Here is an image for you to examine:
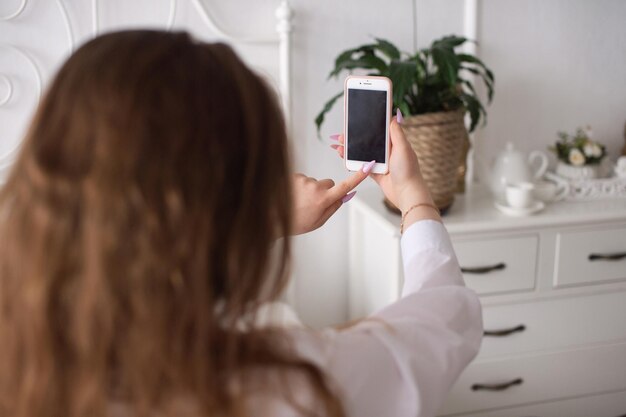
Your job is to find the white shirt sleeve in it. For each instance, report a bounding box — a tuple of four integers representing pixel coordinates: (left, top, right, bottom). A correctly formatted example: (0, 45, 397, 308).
(289, 220, 483, 417)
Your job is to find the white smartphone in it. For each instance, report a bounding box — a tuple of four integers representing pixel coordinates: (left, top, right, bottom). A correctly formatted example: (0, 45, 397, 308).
(343, 75, 392, 174)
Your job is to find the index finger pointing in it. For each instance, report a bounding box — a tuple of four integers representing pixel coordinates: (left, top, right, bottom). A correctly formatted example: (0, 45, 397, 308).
(327, 160, 375, 202)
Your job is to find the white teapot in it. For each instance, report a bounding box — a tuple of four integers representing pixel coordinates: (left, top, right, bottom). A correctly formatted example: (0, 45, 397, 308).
(490, 142, 549, 195)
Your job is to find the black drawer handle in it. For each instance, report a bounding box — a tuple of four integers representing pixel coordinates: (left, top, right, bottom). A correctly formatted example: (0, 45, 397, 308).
(484, 324, 526, 337)
(471, 378, 523, 392)
(589, 252, 626, 261)
(461, 263, 506, 274)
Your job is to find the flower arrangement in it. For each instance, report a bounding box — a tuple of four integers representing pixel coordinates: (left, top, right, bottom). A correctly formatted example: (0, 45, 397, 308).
(551, 126, 606, 166)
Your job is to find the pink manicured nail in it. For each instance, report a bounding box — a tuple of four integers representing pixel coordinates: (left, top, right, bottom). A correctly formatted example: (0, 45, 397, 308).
(341, 191, 357, 203)
(396, 108, 403, 124)
(362, 160, 376, 174)
(330, 144, 340, 150)
(329, 134, 341, 141)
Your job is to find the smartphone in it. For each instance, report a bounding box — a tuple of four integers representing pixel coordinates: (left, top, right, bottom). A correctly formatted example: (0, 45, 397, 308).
(343, 75, 392, 174)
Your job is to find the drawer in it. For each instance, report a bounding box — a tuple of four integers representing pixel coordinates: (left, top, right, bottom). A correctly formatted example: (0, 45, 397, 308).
(452, 236, 538, 296)
(443, 389, 626, 417)
(554, 225, 626, 288)
(478, 290, 626, 358)
(439, 342, 626, 415)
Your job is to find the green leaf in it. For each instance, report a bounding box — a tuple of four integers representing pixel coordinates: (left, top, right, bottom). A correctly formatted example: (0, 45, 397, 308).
(458, 54, 494, 82)
(459, 77, 478, 97)
(433, 35, 467, 49)
(460, 78, 490, 115)
(388, 60, 417, 108)
(413, 52, 427, 83)
(374, 38, 400, 60)
(479, 76, 493, 103)
(460, 66, 494, 102)
(397, 101, 411, 118)
(457, 53, 485, 66)
(333, 49, 356, 71)
(328, 51, 388, 79)
(328, 43, 378, 78)
(460, 93, 486, 132)
(485, 67, 495, 84)
(314, 91, 343, 138)
(431, 47, 459, 86)
(360, 52, 389, 74)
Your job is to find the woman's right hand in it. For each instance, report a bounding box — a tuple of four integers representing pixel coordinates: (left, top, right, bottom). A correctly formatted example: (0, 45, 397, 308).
(331, 110, 438, 216)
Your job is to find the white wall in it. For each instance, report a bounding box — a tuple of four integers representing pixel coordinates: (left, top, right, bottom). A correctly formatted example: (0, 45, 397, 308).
(474, 0, 626, 179)
(1, 0, 625, 327)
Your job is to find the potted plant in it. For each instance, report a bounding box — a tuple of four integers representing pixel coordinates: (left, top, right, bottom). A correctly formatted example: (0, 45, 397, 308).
(551, 126, 610, 180)
(316, 35, 494, 212)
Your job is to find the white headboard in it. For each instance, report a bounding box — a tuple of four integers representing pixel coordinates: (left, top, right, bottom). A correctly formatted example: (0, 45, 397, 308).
(0, 0, 293, 180)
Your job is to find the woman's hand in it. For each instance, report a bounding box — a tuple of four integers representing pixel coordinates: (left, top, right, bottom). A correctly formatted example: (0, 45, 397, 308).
(290, 167, 373, 235)
(330, 110, 440, 225)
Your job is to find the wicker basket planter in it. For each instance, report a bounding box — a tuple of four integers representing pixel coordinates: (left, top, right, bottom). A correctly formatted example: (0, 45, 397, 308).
(398, 109, 468, 213)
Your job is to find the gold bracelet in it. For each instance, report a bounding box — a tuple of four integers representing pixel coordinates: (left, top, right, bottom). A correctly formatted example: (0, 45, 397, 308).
(400, 202, 440, 234)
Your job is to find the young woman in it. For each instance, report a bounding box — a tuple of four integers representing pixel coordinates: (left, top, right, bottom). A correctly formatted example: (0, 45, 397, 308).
(0, 30, 481, 417)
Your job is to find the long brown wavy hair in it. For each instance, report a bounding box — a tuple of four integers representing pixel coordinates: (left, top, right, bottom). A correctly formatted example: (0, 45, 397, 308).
(0, 30, 343, 417)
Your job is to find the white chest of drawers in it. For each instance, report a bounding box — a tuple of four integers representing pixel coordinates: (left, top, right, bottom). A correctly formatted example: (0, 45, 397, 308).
(348, 186, 626, 416)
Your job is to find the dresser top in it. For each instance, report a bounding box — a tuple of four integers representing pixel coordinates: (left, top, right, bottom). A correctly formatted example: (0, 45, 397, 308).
(353, 185, 626, 235)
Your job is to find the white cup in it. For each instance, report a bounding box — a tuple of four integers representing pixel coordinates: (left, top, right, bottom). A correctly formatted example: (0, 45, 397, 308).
(616, 156, 626, 178)
(505, 182, 535, 209)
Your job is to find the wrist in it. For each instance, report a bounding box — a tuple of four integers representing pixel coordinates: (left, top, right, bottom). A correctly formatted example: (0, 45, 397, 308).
(400, 203, 441, 233)
(396, 181, 434, 213)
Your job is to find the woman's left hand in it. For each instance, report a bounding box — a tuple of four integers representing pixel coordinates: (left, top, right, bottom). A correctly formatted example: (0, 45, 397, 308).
(291, 168, 371, 235)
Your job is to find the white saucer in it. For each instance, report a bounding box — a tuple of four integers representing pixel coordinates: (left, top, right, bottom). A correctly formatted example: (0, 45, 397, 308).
(494, 200, 545, 217)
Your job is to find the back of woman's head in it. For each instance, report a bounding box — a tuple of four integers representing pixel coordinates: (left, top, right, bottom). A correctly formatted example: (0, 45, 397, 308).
(0, 30, 341, 417)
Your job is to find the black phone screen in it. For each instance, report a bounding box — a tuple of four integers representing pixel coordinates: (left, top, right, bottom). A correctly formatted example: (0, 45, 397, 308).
(346, 88, 388, 163)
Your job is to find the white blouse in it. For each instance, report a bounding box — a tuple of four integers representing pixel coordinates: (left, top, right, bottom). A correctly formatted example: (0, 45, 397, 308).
(109, 220, 482, 417)
(277, 219, 483, 417)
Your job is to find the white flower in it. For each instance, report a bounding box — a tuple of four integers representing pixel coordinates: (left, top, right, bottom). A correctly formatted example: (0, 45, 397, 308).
(569, 148, 586, 166)
(584, 125, 593, 139)
(591, 143, 602, 158)
(584, 142, 603, 158)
